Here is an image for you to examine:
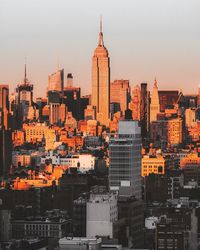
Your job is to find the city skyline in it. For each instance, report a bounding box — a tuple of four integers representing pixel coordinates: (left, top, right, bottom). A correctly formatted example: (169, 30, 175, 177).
(1, 2, 200, 248)
(1, 0, 200, 97)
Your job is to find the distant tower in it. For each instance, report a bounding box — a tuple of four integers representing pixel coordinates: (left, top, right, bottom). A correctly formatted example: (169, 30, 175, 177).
(130, 84, 141, 120)
(17, 64, 33, 105)
(48, 69, 64, 93)
(91, 17, 110, 126)
(16, 64, 34, 126)
(150, 78, 160, 123)
(67, 73, 73, 88)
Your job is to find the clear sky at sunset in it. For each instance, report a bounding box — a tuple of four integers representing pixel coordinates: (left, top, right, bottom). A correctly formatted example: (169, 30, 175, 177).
(0, 0, 200, 97)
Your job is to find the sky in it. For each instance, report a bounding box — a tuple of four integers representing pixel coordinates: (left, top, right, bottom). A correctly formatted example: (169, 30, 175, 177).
(0, 0, 200, 98)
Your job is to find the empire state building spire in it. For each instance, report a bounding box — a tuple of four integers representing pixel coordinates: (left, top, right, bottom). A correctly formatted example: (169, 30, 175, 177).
(98, 16, 104, 47)
(154, 77, 158, 88)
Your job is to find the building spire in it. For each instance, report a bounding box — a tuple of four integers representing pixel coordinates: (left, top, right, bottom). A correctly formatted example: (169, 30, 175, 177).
(98, 16, 104, 46)
(154, 77, 158, 88)
(100, 15, 102, 33)
(23, 58, 30, 85)
(24, 63, 27, 85)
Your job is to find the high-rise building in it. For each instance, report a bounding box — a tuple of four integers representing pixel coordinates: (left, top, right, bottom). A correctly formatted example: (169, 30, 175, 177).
(91, 19, 110, 126)
(63, 74, 89, 121)
(48, 90, 61, 104)
(140, 83, 149, 139)
(0, 129, 12, 177)
(0, 85, 12, 177)
(130, 84, 141, 120)
(110, 79, 130, 115)
(63, 85, 88, 121)
(0, 85, 9, 129)
(60, 103, 67, 123)
(16, 65, 34, 126)
(48, 69, 64, 93)
(17, 65, 33, 106)
(150, 78, 160, 123)
(49, 103, 60, 125)
(109, 120, 142, 199)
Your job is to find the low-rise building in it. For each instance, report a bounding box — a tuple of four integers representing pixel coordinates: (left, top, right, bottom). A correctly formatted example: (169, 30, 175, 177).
(11, 216, 72, 239)
(41, 151, 95, 173)
(59, 237, 102, 250)
(142, 155, 166, 177)
(12, 152, 31, 167)
(23, 123, 56, 150)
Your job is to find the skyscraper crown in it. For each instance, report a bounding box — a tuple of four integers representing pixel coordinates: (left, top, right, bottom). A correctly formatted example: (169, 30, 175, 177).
(94, 18, 108, 57)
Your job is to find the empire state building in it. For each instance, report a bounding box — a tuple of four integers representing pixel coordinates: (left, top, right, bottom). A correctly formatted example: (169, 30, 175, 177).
(91, 19, 110, 126)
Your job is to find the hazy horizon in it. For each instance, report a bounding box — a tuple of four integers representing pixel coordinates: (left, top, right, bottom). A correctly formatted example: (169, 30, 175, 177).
(1, 0, 200, 98)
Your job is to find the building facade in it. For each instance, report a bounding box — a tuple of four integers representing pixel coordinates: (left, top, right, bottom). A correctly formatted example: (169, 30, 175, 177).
(130, 84, 140, 120)
(109, 120, 142, 199)
(142, 155, 165, 177)
(0, 85, 9, 129)
(48, 69, 64, 93)
(86, 192, 118, 238)
(110, 79, 130, 115)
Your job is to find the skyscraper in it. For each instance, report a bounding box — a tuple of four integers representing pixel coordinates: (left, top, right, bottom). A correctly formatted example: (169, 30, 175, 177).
(130, 84, 141, 120)
(109, 120, 142, 200)
(17, 64, 33, 106)
(0, 85, 12, 177)
(0, 85, 9, 129)
(150, 78, 160, 123)
(140, 83, 149, 139)
(63, 74, 88, 121)
(49, 103, 60, 125)
(91, 19, 110, 126)
(16, 64, 33, 126)
(48, 69, 64, 93)
(110, 79, 130, 115)
(0, 129, 12, 177)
